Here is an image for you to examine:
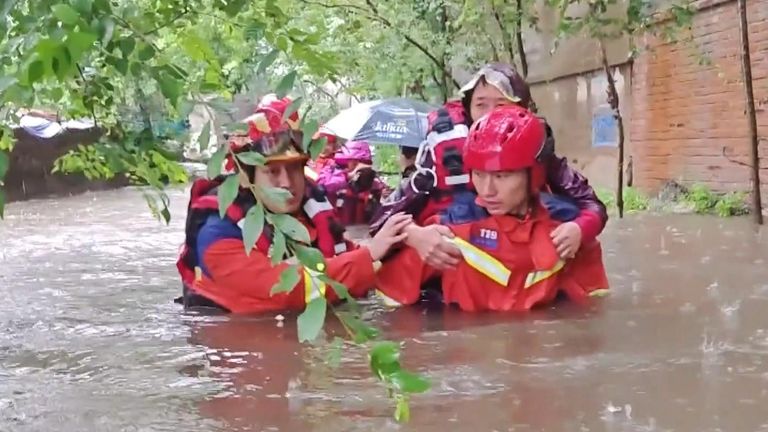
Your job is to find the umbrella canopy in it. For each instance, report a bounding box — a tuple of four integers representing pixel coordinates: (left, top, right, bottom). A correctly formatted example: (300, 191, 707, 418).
(319, 98, 436, 148)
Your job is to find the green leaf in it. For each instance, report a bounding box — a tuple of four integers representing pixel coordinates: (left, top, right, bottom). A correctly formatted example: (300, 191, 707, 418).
(52, 4, 80, 24)
(0, 130, 12, 151)
(207, 145, 227, 179)
(245, 22, 266, 40)
(129, 61, 141, 77)
(160, 205, 171, 224)
(270, 230, 287, 264)
(138, 44, 155, 61)
(0, 150, 8, 180)
(71, 0, 93, 15)
(308, 137, 326, 160)
(275, 35, 289, 51)
(261, 186, 290, 206)
(118, 38, 135, 58)
(66, 30, 97, 61)
(0, 76, 17, 93)
(217, 175, 239, 218)
(301, 119, 319, 150)
(51, 87, 64, 101)
(163, 64, 187, 80)
(270, 264, 300, 294)
(242, 201, 265, 255)
(321, 276, 350, 301)
(181, 32, 215, 62)
(93, 0, 111, 13)
(113, 58, 128, 75)
(157, 74, 183, 105)
(370, 341, 401, 379)
(0, 188, 5, 220)
(236, 151, 266, 166)
(142, 191, 163, 223)
(390, 370, 430, 394)
(198, 121, 211, 152)
(394, 396, 410, 423)
(51, 47, 73, 80)
(336, 312, 379, 343)
(27, 60, 45, 83)
(282, 96, 303, 122)
(295, 244, 326, 272)
(222, 0, 246, 17)
(271, 213, 310, 243)
(297, 297, 327, 342)
(257, 49, 279, 75)
(275, 71, 297, 98)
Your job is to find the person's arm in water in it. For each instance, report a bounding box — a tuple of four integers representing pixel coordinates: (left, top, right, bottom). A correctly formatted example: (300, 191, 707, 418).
(198, 213, 412, 310)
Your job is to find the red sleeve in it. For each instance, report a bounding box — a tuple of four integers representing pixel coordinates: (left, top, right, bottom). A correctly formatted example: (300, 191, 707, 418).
(202, 239, 376, 311)
(376, 246, 440, 305)
(573, 210, 603, 245)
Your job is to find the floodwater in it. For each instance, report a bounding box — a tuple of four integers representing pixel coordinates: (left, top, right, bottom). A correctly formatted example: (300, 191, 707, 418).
(1, 187, 768, 432)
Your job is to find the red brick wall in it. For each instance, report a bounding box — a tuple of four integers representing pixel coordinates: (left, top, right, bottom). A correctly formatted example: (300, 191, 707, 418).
(631, 0, 768, 201)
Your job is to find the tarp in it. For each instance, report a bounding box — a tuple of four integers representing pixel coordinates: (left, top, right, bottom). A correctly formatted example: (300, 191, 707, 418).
(11, 115, 96, 139)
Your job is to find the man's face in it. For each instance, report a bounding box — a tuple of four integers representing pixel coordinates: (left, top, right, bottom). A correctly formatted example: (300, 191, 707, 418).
(253, 160, 306, 213)
(469, 82, 515, 122)
(472, 169, 529, 216)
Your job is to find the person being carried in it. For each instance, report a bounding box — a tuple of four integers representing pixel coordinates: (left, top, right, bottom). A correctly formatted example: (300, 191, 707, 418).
(175, 95, 411, 314)
(305, 130, 340, 179)
(316, 140, 388, 226)
(375, 105, 609, 312)
(382, 145, 419, 205)
(371, 63, 607, 268)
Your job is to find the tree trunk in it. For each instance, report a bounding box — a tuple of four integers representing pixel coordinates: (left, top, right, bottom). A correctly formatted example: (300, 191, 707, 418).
(515, 0, 528, 77)
(439, 1, 451, 103)
(737, 0, 764, 224)
(599, 40, 625, 218)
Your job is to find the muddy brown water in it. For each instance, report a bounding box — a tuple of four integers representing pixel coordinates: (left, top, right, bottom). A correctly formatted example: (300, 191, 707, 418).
(1, 187, 767, 432)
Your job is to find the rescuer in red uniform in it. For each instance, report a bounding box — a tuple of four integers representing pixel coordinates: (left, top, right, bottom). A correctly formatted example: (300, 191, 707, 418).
(375, 105, 609, 312)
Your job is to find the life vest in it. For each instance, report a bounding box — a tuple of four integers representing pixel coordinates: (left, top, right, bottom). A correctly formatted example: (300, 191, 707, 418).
(176, 176, 348, 288)
(411, 107, 477, 224)
(330, 167, 384, 226)
(334, 187, 382, 226)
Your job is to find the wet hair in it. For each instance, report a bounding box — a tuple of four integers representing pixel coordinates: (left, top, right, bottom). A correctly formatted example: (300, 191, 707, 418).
(461, 63, 534, 123)
(400, 146, 418, 159)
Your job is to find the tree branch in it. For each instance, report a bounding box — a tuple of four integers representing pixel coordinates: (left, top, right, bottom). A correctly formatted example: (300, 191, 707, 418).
(363, 0, 460, 90)
(515, 0, 529, 77)
(491, 2, 517, 66)
(297, 0, 371, 14)
(144, 9, 190, 36)
(77, 64, 98, 128)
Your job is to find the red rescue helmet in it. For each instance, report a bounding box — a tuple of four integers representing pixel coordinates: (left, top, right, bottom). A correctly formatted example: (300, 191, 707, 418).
(463, 105, 547, 192)
(230, 94, 307, 165)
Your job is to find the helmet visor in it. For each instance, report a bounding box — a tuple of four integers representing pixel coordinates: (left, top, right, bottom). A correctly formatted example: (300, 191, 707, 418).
(459, 67, 522, 103)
